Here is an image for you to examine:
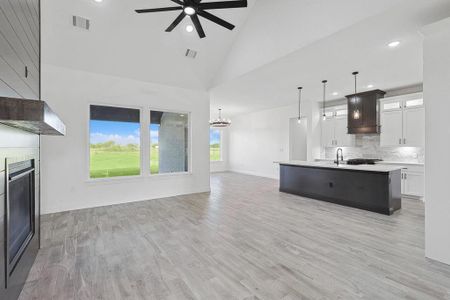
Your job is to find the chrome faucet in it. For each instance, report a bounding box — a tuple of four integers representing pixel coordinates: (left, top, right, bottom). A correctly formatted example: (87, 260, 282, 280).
(336, 148, 344, 166)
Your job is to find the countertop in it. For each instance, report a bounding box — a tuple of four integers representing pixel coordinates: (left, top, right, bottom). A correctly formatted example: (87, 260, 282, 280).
(315, 159, 424, 167)
(276, 160, 403, 173)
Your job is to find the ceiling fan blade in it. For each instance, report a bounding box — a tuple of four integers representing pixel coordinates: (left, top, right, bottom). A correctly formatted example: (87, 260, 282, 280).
(170, 0, 185, 5)
(199, 0, 247, 10)
(198, 10, 235, 30)
(135, 7, 183, 13)
(190, 14, 206, 38)
(166, 12, 186, 32)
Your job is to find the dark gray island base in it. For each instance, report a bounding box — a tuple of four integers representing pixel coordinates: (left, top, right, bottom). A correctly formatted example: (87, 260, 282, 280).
(278, 162, 402, 215)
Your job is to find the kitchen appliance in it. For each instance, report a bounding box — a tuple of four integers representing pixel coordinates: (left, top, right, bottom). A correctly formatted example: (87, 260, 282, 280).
(347, 158, 383, 165)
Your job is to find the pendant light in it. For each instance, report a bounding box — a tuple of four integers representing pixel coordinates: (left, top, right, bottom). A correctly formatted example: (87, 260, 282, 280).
(297, 87, 303, 124)
(322, 80, 328, 121)
(352, 71, 361, 120)
(210, 108, 231, 128)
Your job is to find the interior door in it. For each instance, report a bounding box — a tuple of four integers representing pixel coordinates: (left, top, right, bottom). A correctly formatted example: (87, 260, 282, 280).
(403, 106, 425, 147)
(380, 109, 403, 147)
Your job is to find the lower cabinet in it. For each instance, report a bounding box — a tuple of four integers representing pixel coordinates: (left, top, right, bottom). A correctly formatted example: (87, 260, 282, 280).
(401, 169, 425, 198)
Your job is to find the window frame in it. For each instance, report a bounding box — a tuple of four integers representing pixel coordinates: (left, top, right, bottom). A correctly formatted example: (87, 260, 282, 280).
(149, 108, 192, 177)
(86, 103, 192, 182)
(209, 128, 223, 163)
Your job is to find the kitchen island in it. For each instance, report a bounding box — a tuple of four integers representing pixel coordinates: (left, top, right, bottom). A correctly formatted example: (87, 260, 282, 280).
(277, 161, 402, 215)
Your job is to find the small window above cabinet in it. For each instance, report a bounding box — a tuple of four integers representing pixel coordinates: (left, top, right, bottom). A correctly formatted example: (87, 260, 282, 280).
(380, 93, 424, 147)
(321, 105, 354, 147)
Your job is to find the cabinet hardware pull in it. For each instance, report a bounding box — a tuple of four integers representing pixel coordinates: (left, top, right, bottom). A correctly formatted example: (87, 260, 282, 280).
(403, 138, 406, 144)
(399, 138, 402, 145)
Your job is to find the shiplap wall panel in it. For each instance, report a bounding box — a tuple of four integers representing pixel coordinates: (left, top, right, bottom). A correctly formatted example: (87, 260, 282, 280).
(0, 57, 36, 98)
(0, 171, 4, 196)
(0, 30, 39, 96)
(0, 79, 21, 98)
(19, 0, 39, 41)
(6, 0, 39, 55)
(0, 5, 39, 70)
(0, 0, 39, 99)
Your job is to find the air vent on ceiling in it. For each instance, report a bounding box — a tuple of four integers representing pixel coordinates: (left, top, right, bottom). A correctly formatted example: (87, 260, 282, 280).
(185, 49, 198, 59)
(73, 16, 90, 30)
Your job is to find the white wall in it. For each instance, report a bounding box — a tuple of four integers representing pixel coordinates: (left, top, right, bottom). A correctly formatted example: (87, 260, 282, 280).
(210, 128, 229, 173)
(228, 100, 320, 179)
(423, 17, 450, 265)
(40, 65, 210, 214)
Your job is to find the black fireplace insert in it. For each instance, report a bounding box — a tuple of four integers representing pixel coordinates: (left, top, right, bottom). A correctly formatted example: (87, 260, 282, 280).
(6, 159, 35, 281)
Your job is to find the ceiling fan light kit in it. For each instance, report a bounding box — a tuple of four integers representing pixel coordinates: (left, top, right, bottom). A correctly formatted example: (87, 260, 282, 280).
(135, 0, 248, 39)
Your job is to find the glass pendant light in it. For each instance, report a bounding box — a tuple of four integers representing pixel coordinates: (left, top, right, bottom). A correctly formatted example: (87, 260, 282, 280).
(297, 87, 303, 124)
(352, 72, 361, 120)
(322, 80, 327, 121)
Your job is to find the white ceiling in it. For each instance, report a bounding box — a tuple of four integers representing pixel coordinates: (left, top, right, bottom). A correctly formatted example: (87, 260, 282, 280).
(210, 0, 450, 116)
(41, 0, 256, 90)
(41, 0, 450, 117)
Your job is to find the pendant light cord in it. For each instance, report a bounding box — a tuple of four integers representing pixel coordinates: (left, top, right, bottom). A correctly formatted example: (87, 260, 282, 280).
(353, 71, 359, 94)
(322, 80, 327, 116)
(297, 87, 302, 120)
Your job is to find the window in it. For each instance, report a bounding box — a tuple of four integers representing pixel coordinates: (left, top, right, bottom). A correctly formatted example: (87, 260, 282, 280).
(89, 105, 141, 179)
(150, 110, 189, 174)
(210, 128, 222, 161)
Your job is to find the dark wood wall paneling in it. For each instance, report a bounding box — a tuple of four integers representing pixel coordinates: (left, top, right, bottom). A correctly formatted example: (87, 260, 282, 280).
(0, 0, 41, 299)
(0, 0, 40, 99)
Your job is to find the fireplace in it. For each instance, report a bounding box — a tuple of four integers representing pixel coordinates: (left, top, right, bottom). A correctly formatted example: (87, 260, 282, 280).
(6, 159, 35, 283)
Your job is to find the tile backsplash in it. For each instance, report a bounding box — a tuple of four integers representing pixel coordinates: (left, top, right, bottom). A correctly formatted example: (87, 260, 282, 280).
(321, 135, 424, 163)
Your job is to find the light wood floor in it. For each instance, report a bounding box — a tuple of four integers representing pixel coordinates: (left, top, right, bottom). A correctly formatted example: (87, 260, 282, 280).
(20, 172, 450, 300)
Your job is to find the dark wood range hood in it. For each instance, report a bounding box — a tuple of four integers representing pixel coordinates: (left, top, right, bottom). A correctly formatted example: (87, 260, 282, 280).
(0, 97, 66, 136)
(346, 89, 386, 134)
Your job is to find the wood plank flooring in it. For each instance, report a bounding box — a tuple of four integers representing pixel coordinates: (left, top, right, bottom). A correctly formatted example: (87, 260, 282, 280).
(20, 172, 450, 299)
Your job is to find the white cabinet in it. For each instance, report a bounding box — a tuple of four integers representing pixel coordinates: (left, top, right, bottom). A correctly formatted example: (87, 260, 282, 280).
(400, 165, 425, 199)
(321, 116, 335, 147)
(402, 171, 425, 198)
(321, 106, 354, 147)
(380, 93, 424, 147)
(403, 106, 425, 147)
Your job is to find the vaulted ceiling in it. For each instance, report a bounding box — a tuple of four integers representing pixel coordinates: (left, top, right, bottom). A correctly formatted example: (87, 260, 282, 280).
(42, 0, 450, 115)
(211, 0, 450, 116)
(41, 0, 256, 90)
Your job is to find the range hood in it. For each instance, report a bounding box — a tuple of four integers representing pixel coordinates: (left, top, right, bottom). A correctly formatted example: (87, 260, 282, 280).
(346, 89, 385, 134)
(0, 97, 66, 135)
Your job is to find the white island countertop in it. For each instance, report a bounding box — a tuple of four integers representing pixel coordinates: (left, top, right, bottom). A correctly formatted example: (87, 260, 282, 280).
(276, 160, 403, 173)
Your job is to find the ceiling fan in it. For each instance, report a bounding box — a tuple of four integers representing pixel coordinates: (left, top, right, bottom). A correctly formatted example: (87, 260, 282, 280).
(135, 0, 248, 39)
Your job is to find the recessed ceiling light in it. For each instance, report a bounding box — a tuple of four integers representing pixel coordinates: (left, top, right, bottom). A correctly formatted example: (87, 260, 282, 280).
(186, 25, 194, 33)
(94, 0, 103, 2)
(332, 92, 339, 96)
(184, 6, 196, 15)
(367, 84, 374, 88)
(388, 41, 400, 48)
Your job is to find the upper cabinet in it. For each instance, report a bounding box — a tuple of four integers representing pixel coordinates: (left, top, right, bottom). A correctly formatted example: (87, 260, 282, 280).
(0, 0, 40, 99)
(380, 93, 424, 147)
(321, 105, 355, 147)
